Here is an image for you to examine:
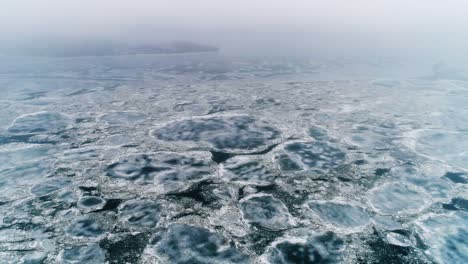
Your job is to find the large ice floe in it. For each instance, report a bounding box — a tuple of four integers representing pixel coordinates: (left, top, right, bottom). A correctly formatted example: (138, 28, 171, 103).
(261, 232, 346, 264)
(275, 141, 346, 176)
(305, 201, 371, 230)
(106, 152, 215, 193)
(7, 112, 70, 134)
(412, 130, 468, 170)
(369, 182, 432, 215)
(239, 193, 296, 231)
(147, 224, 249, 263)
(152, 115, 281, 154)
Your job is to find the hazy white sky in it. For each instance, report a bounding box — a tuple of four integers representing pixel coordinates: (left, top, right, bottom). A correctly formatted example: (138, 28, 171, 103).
(2, 0, 467, 35)
(1, 0, 468, 56)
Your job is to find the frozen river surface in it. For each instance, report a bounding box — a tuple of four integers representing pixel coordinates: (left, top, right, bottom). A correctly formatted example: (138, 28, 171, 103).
(0, 53, 466, 263)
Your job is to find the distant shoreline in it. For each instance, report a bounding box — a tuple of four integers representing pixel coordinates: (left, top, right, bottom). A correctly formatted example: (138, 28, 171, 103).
(0, 50, 219, 59)
(0, 41, 219, 58)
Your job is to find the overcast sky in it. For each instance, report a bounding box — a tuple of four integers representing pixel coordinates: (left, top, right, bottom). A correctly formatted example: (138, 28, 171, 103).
(1, 0, 468, 56)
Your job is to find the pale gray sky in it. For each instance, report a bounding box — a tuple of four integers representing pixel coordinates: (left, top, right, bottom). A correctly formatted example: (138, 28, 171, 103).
(1, 0, 468, 56)
(2, 1, 468, 35)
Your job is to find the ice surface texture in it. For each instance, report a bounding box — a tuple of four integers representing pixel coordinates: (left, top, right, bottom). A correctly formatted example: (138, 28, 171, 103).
(221, 156, 277, 185)
(276, 141, 345, 174)
(99, 111, 146, 125)
(8, 112, 69, 134)
(66, 218, 105, 238)
(58, 244, 105, 264)
(118, 199, 163, 228)
(415, 131, 468, 170)
(149, 224, 249, 264)
(263, 232, 345, 264)
(370, 183, 431, 215)
(152, 115, 281, 153)
(77, 196, 106, 211)
(106, 152, 213, 192)
(31, 178, 71, 197)
(239, 194, 295, 231)
(307, 201, 371, 229)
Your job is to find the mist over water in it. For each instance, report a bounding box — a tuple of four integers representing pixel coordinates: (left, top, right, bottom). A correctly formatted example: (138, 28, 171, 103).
(2, 0, 468, 61)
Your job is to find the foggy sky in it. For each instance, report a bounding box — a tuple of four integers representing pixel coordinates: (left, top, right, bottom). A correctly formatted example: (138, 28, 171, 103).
(1, 0, 468, 57)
